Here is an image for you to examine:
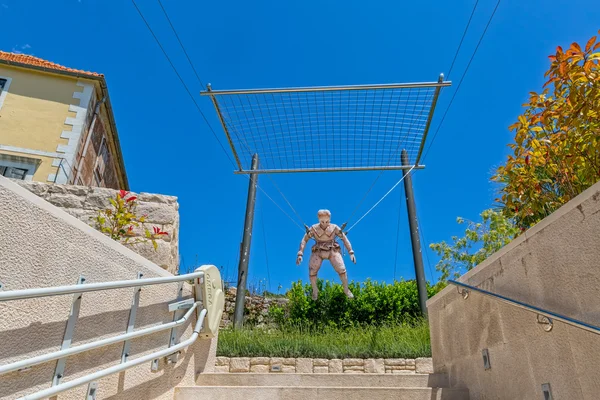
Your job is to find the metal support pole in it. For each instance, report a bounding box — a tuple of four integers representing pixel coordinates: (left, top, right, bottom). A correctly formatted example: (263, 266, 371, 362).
(233, 154, 259, 329)
(401, 150, 428, 317)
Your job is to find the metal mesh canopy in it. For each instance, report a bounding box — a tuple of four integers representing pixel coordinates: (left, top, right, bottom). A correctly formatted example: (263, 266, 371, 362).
(201, 76, 450, 174)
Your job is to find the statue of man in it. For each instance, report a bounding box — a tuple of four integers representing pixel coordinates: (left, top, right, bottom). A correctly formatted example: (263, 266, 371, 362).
(296, 209, 356, 300)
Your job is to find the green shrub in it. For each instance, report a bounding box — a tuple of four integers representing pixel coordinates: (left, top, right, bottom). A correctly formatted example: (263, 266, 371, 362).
(284, 279, 441, 329)
(217, 321, 431, 358)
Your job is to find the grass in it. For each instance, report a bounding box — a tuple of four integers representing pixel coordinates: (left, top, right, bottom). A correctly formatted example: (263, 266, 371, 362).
(217, 321, 431, 359)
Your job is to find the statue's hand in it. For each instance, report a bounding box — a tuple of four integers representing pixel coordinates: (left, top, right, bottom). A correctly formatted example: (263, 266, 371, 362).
(296, 253, 303, 266)
(350, 253, 356, 264)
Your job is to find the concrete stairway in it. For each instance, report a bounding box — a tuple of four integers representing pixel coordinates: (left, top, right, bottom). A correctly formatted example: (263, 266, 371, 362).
(174, 373, 469, 399)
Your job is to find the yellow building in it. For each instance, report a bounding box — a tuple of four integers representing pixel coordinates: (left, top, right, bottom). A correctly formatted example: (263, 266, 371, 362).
(0, 51, 128, 189)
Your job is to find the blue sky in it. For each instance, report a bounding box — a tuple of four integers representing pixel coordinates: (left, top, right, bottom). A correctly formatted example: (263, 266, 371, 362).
(2, 0, 599, 291)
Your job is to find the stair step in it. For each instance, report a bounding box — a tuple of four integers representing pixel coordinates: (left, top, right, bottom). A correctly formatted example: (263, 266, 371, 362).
(175, 386, 469, 400)
(197, 373, 449, 388)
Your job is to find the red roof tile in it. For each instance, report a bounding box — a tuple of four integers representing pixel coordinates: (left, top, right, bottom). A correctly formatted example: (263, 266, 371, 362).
(0, 51, 103, 78)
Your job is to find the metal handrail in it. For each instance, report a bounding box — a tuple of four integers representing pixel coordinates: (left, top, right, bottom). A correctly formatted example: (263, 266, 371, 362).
(0, 268, 216, 400)
(448, 280, 600, 335)
(0, 302, 199, 376)
(0, 271, 204, 301)
(18, 309, 207, 400)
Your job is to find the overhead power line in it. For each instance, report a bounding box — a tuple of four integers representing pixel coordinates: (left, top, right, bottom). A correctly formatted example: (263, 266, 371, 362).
(422, 0, 502, 163)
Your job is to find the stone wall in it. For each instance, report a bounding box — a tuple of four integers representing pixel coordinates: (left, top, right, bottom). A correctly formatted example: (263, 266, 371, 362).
(215, 357, 433, 374)
(222, 287, 288, 328)
(14, 180, 180, 274)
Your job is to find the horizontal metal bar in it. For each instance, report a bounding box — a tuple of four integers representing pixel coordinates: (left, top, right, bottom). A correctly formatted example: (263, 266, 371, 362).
(448, 280, 600, 336)
(233, 165, 425, 174)
(0, 271, 204, 302)
(0, 302, 199, 376)
(202, 81, 452, 96)
(18, 309, 208, 400)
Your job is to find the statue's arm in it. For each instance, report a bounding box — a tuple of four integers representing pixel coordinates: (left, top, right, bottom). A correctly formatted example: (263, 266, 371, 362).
(298, 232, 312, 256)
(335, 226, 354, 254)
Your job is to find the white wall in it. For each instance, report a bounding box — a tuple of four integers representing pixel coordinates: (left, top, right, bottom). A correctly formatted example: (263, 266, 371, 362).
(0, 176, 216, 400)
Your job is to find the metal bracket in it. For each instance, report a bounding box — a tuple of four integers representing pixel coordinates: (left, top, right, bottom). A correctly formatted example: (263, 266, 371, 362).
(537, 314, 554, 332)
(121, 272, 143, 363)
(53, 275, 86, 386)
(86, 381, 98, 400)
(168, 298, 195, 313)
(457, 286, 470, 299)
(150, 358, 159, 372)
(541, 383, 553, 400)
(166, 282, 184, 364)
(482, 348, 491, 370)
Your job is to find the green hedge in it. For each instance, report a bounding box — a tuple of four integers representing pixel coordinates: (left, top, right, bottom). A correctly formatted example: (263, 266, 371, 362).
(269, 279, 444, 329)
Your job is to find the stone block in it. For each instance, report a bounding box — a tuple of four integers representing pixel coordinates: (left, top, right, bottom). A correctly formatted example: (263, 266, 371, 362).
(384, 358, 406, 367)
(296, 358, 313, 373)
(313, 358, 329, 366)
(329, 359, 343, 373)
(364, 358, 385, 373)
(138, 192, 178, 205)
(250, 357, 270, 365)
(416, 357, 433, 373)
(344, 370, 365, 374)
(283, 358, 296, 365)
(250, 365, 270, 373)
(387, 366, 408, 371)
(314, 366, 329, 374)
(282, 366, 296, 373)
(47, 193, 84, 208)
(214, 366, 230, 373)
(406, 359, 416, 367)
(17, 181, 49, 197)
(136, 202, 178, 224)
(229, 357, 250, 372)
(86, 188, 117, 209)
(342, 358, 364, 367)
(392, 369, 416, 374)
(215, 357, 230, 367)
(343, 365, 365, 371)
(131, 240, 173, 270)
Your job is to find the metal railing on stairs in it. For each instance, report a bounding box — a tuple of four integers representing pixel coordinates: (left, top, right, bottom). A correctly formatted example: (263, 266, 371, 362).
(0, 265, 225, 400)
(448, 280, 600, 335)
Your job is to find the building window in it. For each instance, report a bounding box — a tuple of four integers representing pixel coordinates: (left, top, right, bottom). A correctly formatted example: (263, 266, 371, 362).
(0, 165, 28, 180)
(0, 76, 12, 111)
(94, 166, 103, 187)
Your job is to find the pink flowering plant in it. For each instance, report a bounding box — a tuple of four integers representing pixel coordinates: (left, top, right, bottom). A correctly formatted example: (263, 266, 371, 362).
(93, 190, 168, 250)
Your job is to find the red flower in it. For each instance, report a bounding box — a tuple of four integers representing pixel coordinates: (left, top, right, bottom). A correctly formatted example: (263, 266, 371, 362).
(128, 226, 134, 232)
(152, 226, 168, 236)
(119, 189, 128, 199)
(126, 196, 137, 202)
(525, 155, 530, 165)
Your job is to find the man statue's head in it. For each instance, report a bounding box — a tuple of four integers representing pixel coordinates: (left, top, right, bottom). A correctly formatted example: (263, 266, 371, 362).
(317, 209, 331, 228)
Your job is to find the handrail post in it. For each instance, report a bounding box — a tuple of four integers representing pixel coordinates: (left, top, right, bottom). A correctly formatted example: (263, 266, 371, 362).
(53, 275, 85, 386)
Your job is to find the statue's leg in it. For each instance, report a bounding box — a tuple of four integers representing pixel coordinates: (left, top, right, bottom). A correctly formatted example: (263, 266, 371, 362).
(330, 251, 353, 299)
(308, 252, 323, 300)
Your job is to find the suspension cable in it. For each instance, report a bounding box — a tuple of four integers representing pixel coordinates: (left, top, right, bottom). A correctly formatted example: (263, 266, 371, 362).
(346, 166, 415, 233)
(265, 175, 307, 228)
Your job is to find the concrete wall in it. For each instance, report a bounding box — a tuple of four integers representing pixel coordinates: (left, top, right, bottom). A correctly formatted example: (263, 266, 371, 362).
(14, 180, 180, 274)
(427, 180, 600, 400)
(0, 176, 216, 400)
